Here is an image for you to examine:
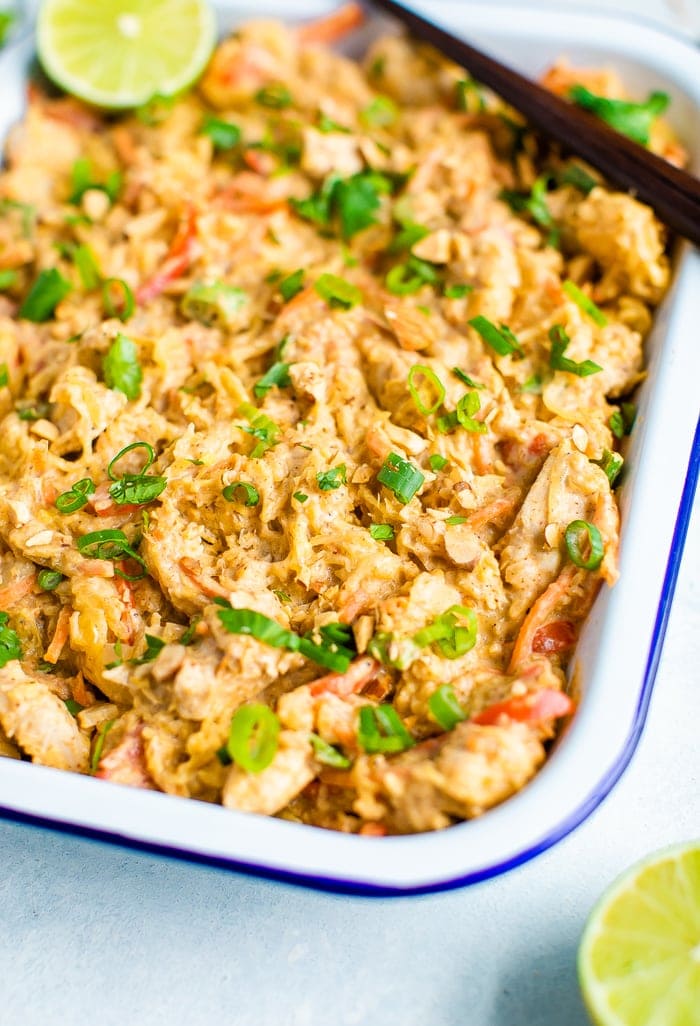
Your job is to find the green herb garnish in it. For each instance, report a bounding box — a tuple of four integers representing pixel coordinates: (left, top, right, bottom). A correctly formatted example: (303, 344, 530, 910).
(562, 280, 607, 326)
(314, 273, 362, 310)
(0, 612, 21, 668)
(19, 269, 72, 322)
(103, 334, 142, 400)
(568, 85, 669, 146)
(317, 464, 347, 491)
(469, 316, 524, 357)
(222, 481, 260, 506)
(254, 361, 292, 399)
(549, 325, 602, 377)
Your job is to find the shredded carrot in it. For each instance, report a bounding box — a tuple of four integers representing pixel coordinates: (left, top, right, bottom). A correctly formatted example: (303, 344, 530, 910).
(71, 671, 95, 708)
(297, 2, 365, 45)
(468, 494, 518, 532)
(0, 573, 36, 608)
(179, 558, 231, 599)
(44, 605, 71, 664)
(136, 204, 197, 303)
(309, 656, 379, 697)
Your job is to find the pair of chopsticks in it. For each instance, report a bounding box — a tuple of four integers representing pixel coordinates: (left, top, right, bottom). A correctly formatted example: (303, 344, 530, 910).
(362, 0, 700, 247)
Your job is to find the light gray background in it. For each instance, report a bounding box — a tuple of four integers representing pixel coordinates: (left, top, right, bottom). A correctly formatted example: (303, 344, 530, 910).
(1, 2, 698, 1024)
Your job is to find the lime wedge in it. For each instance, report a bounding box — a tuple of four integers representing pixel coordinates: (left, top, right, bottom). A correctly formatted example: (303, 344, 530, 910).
(37, 0, 217, 109)
(579, 842, 700, 1026)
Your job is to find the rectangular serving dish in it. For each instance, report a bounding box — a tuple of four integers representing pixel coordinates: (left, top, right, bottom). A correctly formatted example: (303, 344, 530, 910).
(0, 1, 698, 895)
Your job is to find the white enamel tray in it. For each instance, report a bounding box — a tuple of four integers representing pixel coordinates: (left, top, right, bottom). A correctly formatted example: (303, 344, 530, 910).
(0, 1, 698, 894)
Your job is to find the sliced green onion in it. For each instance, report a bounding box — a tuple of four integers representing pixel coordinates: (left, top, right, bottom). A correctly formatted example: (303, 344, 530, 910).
(237, 403, 281, 458)
(469, 316, 524, 357)
(255, 84, 293, 109)
(253, 361, 291, 399)
(564, 520, 605, 570)
(377, 452, 424, 505)
(520, 374, 543, 395)
(549, 324, 602, 377)
(414, 605, 478, 659)
(17, 402, 50, 422)
(55, 477, 95, 514)
(222, 481, 260, 506)
(77, 529, 147, 581)
(227, 704, 280, 773)
(370, 523, 394, 541)
(559, 163, 597, 195)
(279, 269, 305, 303)
(452, 367, 484, 390)
(361, 95, 398, 128)
(90, 719, 115, 773)
(317, 464, 347, 491)
(314, 273, 362, 310)
(73, 244, 101, 291)
(428, 683, 467, 731)
(407, 364, 445, 416)
(200, 114, 241, 150)
(386, 255, 440, 296)
(0, 269, 18, 290)
(102, 278, 135, 322)
(181, 282, 248, 328)
(443, 284, 473, 299)
(19, 268, 72, 322)
(64, 699, 84, 716)
(456, 78, 486, 113)
(568, 85, 669, 146)
(309, 733, 351, 769)
(317, 113, 351, 134)
(609, 402, 636, 439)
(429, 454, 448, 472)
(103, 334, 142, 400)
(388, 221, 429, 254)
(357, 705, 414, 755)
(593, 449, 624, 487)
(445, 516, 468, 526)
(562, 280, 608, 326)
(216, 605, 352, 673)
(0, 612, 22, 668)
(130, 634, 166, 665)
(37, 569, 64, 591)
(70, 158, 121, 205)
(180, 618, 200, 646)
(293, 491, 308, 503)
(500, 175, 556, 238)
(456, 391, 488, 434)
(108, 441, 156, 479)
(0, 363, 8, 388)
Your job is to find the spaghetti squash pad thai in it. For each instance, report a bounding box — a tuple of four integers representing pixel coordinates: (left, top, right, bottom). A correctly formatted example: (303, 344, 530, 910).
(0, 9, 680, 833)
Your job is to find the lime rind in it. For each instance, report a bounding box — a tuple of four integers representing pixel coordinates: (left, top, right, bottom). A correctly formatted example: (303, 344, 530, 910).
(578, 841, 700, 1026)
(37, 0, 217, 109)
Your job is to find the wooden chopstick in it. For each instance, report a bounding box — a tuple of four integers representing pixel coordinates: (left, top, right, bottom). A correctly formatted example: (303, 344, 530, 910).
(367, 0, 700, 247)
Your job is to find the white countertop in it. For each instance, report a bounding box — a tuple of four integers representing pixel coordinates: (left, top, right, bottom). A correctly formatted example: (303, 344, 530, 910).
(0, 3, 698, 1023)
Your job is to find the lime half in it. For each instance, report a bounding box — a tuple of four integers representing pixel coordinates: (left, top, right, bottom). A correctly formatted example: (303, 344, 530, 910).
(579, 842, 700, 1026)
(37, 0, 217, 109)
